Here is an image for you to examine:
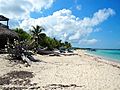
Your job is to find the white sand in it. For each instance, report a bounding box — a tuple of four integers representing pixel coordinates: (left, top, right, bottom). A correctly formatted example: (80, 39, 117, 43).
(0, 50, 120, 90)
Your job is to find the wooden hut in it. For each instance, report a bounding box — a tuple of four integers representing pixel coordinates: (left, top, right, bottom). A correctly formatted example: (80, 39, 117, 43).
(0, 15, 18, 49)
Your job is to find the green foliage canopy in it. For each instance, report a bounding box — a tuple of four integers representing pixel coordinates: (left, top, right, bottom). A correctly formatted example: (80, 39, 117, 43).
(13, 28, 31, 41)
(13, 25, 72, 50)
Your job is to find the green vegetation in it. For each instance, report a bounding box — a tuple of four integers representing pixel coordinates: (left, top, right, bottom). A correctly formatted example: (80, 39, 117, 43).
(13, 28, 31, 41)
(13, 25, 72, 50)
(30, 25, 46, 49)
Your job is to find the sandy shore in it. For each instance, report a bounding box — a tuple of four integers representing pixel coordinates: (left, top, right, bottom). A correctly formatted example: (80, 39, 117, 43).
(0, 50, 120, 90)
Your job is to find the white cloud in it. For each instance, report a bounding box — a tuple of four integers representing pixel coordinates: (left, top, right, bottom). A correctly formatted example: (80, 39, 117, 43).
(80, 8, 115, 27)
(0, 1, 115, 46)
(69, 31, 81, 40)
(79, 39, 98, 45)
(93, 28, 102, 32)
(91, 8, 115, 26)
(19, 8, 115, 45)
(0, 0, 55, 19)
(29, 0, 54, 12)
(76, 5, 82, 10)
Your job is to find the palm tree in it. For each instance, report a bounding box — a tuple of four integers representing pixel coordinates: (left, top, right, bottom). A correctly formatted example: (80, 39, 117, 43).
(31, 25, 45, 38)
(30, 25, 46, 48)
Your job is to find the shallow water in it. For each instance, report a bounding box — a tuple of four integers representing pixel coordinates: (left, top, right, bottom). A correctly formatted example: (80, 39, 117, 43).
(87, 49, 120, 62)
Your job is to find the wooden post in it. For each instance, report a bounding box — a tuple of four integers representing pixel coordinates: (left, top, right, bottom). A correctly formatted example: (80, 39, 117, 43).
(7, 20, 9, 28)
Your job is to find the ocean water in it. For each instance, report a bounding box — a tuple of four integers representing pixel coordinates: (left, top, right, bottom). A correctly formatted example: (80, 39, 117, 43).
(87, 49, 120, 62)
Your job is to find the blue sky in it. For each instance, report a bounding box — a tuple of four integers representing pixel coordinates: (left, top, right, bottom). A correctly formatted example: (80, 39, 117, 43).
(0, 0, 120, 49)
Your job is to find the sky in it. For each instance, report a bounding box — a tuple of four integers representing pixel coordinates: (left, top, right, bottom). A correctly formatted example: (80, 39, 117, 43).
(0, 0, 120, 49)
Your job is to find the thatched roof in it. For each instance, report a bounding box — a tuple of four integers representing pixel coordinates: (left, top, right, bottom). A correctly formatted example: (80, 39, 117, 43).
(0, 15, 9, 21)
(0, 26, 18, 39)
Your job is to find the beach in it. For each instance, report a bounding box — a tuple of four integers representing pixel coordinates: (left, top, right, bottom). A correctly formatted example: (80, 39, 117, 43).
(0, 50, 120, 90)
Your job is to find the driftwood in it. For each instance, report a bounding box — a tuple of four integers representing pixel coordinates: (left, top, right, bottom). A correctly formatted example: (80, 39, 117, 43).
(7, 44, 37, 66)
(37, 49, 54, 55)
(37, 49, 61, 56)
(21, 53, 31, 66)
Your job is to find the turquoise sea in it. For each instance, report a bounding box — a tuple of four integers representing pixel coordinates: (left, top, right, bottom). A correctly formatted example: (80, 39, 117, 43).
(87, 49, 120, 62)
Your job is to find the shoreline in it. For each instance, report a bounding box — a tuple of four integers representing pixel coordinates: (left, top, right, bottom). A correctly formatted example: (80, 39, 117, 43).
(83, 51, 120, 69)
(76, 49, 120, 65)
(85, 52, 120, 64)
(86, 50, 120, 63)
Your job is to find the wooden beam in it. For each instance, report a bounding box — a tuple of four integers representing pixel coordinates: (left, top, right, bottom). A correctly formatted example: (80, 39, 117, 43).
(7, 20, 9, 28)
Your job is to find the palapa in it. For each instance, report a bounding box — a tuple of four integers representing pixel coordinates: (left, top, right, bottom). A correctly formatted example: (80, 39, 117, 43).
(0, 15, 9, 21)
(0, 26, 18, 39)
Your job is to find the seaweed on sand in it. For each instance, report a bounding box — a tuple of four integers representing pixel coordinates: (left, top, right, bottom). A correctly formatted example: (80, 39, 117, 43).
(0, 71, 34, 85)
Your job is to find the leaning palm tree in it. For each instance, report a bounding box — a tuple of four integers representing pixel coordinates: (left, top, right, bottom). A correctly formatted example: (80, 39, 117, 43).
(30, 25, 46, 49)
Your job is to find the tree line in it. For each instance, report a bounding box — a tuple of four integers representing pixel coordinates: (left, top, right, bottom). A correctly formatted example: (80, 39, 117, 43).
(13, 25, 72, 50)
